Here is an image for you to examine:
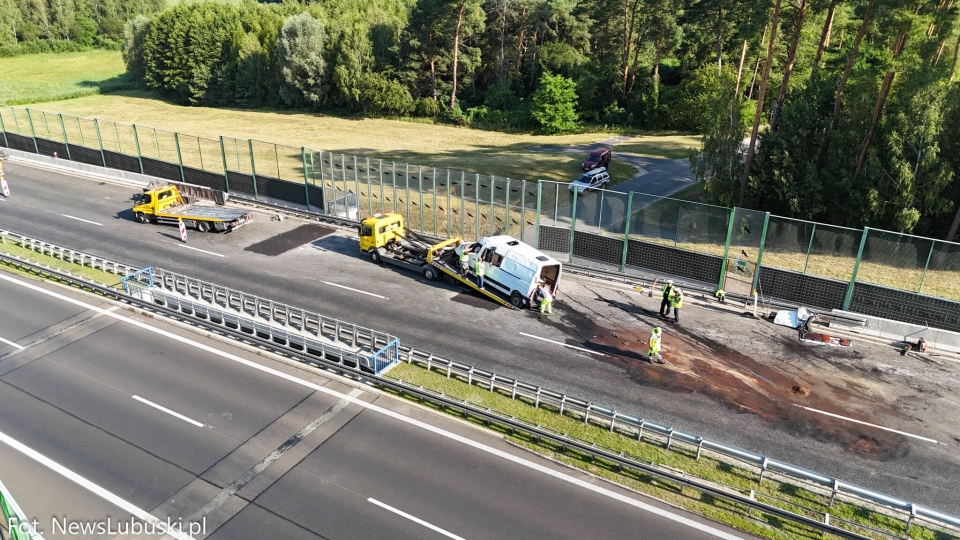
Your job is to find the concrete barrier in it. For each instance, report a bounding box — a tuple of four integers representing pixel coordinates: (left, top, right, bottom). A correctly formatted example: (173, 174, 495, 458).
(830, 309, 960, 355)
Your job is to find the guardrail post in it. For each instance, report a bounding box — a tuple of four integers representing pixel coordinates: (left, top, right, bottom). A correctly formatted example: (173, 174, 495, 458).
(535, 180, 542, 249)
(219, 136, 230, 192)
(569, 188, 578, 263)
(918, 240, 935, 294)
(174, 132, 186, 183)
(25, 108, 40, 153)
(621, 192, 634, 272)
(718, 207, 735, 290)
(133, 124, 143, 174)
(758, 457, 769, 483)
(93, 118, 106, 166)
(751, 212, 770, 295)
(906, 503, 916, 534)
(59, 114, 71, 160)
(301, 147, 311, 209)
(248, 140, 259, 198)
(843, 227, 869, 310)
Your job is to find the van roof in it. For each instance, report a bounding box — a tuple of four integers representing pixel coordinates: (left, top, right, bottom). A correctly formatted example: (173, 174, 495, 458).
(478, 236, 562, 266)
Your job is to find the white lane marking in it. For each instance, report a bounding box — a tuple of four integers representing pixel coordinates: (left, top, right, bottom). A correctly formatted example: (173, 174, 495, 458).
(518, 332, 606, 357)
(176, 244, 226, 258)
(322, 281, 387, 299)
(60, 214, 103, 227)
(793, 405, 937, 444)
(0, 273, 742, 540)
(0, 335, 24, 350)
(132, 395, 205, 428)
(368, 498, 466, 540)
(0, 429, 195, 540)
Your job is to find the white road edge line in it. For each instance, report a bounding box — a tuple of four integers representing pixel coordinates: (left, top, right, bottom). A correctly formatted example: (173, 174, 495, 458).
(0, 272, 742, 540)
(368, 498, 466, 540)
(132, 395, 205, 428)
(59, 214, 103, 227)
(0, 429, 195, 540)
(176, 244, 226, 258)
(518, 332, 606, 357)
(0, 335, 24, 350)
(322, 281, 387, 299)
(793, 405, 937, 444)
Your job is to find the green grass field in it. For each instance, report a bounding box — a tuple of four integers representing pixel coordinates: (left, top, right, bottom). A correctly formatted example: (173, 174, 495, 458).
(614, 133, 701, 159)
(0, 51, 132, 106)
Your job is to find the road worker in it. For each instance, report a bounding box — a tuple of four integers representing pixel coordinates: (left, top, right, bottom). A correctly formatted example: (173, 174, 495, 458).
(475, 256, 486, 290)
(671, 288, 684, 323)
(459, 248, 470, 277)
(648, 327, 663, 363)
(660, 279, 674, 317)
(539, 282, 553, 314)
(715, 288, 726, 303)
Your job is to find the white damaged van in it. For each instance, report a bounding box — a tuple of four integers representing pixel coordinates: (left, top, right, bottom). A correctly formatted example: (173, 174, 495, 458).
(455, 236, 562, 308)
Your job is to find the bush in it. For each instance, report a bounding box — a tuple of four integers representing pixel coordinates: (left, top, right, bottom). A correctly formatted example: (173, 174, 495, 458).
(531, 72, 579, 134)
(360, 72, 415, 116)
(277, 13, 328, 107)
(0, 40, 91, 58)
(415, 97, 440, 117)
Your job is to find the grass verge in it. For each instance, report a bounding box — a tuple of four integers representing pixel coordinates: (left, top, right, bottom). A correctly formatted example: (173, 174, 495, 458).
(0, 51, 132, 106)
(0, 238, 126, 290)
(614, 133, 702, 159)
(385, 361, 957, 540)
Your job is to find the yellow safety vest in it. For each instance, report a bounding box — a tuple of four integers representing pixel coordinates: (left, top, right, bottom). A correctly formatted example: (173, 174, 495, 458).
(460, 251, 469, 263)
(672, 293, 683, 309)
(662, 285, 673, 299)
(475, 260, 485, 276)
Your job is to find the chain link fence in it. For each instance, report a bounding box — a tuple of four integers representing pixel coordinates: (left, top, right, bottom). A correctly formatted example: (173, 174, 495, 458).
(3, 104, 960, 308)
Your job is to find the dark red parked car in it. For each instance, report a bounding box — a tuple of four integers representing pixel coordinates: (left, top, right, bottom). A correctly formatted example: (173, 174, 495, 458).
(582, 148, 612, 170)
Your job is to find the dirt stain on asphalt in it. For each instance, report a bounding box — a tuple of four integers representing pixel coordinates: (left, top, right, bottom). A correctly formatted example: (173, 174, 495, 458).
(552, 299, 911, 460)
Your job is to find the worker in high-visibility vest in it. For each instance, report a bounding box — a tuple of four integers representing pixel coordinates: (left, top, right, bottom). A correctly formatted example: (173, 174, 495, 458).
(671, 289, 684, 323)
(660, 280, 674, 317)
(459, 249, 470, 277)
(539, 283, 553, 314)
(475, 257, 486, 290)
(648, 327, 663, 363)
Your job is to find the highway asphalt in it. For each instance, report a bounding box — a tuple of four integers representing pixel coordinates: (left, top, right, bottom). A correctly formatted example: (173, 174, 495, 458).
(0, 161, 958, 515)
(0, 274, 746, 540)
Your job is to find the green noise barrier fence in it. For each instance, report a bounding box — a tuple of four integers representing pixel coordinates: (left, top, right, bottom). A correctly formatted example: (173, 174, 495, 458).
(1, 104, 957, 332)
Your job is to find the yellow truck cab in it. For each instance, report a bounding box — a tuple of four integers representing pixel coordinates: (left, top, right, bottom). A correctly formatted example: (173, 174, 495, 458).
(133, 185, 252, 232)
(359, 213, 405, 253)
(359, 213, 461, 280)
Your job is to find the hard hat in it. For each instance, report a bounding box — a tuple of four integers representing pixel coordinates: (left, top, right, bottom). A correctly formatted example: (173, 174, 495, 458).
(667, 280, 673, 285)
(652, 327, 661, 333)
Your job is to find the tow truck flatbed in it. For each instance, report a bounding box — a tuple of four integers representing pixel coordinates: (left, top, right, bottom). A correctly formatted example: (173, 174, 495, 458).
(134, 185, 252, 232)
(430, 251, 516, 309)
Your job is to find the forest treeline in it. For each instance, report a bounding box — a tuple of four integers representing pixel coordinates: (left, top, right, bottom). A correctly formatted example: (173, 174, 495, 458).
(0, 0, 958, 238)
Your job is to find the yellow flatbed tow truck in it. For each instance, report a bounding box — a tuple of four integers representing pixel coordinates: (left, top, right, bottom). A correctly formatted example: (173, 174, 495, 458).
(359, 213, 516, 308)
(133, 185, 252, 232)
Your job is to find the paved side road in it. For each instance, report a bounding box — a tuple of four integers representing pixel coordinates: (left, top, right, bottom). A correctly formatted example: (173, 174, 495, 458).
(0, 274, 747, 540)
(2, 162, 959, 516)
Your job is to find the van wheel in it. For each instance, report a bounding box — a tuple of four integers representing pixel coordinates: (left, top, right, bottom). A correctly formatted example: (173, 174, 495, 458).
(510, 291, 525, 308)
(370, 249, 382, 264)
(423, 266, 439, 281)
(135, 212, 147, 224)
(196, 221, 210, 233)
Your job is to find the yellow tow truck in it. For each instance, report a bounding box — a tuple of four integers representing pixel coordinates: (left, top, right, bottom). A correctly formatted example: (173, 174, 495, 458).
(359, 213, 515, 308)
(133, 185, 252, 232)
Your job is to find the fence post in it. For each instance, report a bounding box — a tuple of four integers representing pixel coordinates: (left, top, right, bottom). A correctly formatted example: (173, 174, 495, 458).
(535, 180, 542, 249)
(367, 158, 373, 216)
(569, 188, 579, 263)
(114, 123, 122, 154)
(519, 179, 525, 240)
(621, 192, 634, 273)
(59, 114, 71, 161)
(751, 212, 770, 295)
(475, 173, 481, 240)
(460, 171, 466, 238)
(25, 108, 39, 153)
(392, 162, 397, 213)
(0, 108, 8, 147)
(843, 227, 869, 310)
(248, 139, 259, 198)
(132, 124, 143, 174)
(802, 223, 817, 274)
(301, 147, 311, 209)
(93, 118, 106, 166)
(379, 159, 385, 213)
(355, 156, 361, 209)
(490, 175, 496, 237)
(674, 201, 683, 247)
(218, 136, 230, 192)
(432, 167, 438, 235)
(918, 241, 936, 294)
(446, 169, 452, 238)
(173, 132, 186, 183)
(404, 162, 411, 226)
(718, 207, 736, 290)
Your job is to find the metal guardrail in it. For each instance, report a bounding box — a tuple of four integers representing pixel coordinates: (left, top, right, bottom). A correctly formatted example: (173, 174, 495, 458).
(1, 230, 956, 538)
(0, 251, 920, 540)
(0, 479, 44, 540)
